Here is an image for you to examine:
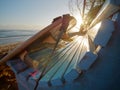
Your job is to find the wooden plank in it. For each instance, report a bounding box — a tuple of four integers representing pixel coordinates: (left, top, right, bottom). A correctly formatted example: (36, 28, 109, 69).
(50, 37, 82, 86)
(75, 35, 89, 65)
(63, 36, 88, 82)
(38, 39, 80, 87)
(62, 37, 83, 82)
(77, 35, 98, 71)
(39, 42, 79, 87)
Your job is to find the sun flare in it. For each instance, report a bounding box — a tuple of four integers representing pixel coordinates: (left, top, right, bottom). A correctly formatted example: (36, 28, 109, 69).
(71, 14, 83, 32)
(94, 22, 102, 30)
(75, 14, 83, 27)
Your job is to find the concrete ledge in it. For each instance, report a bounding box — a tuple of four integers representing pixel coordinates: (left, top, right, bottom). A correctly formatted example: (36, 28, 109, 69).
(50, 78, 63, 86)
(115, 0, 120, 5)
(88, 19, 114, 47)
(64, 68, 81, 83)
(38, 80, 50, 88)
(28, 78, 36, 90)
(77, 52, 98, 71)
(18, 68, 34, 82)
(16, 76, 30, 90)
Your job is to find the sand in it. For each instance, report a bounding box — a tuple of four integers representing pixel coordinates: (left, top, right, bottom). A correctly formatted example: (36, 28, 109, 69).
(0, 42, 22, 57)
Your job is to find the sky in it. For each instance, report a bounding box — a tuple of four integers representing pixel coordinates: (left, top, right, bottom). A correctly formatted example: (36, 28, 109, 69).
(0, 0, 70, 30)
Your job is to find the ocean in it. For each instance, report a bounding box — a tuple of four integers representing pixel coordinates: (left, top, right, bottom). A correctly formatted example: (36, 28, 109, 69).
(0, 30, 39, 45)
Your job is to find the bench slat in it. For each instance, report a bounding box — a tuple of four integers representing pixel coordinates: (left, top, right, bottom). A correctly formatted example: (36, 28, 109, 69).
(50, 37, 82, 86)
(77, 36, 98, 70)
(39, 39, 80, 87)
(63, 36, 87, 82)
(63, 46, 82, 82)
(43, 40, 78, 74)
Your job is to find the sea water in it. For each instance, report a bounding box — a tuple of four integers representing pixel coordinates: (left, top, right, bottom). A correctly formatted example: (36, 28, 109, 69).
(0, 30, 39, 45)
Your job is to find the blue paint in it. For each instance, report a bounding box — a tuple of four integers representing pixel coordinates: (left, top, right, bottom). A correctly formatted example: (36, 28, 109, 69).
(7, 59, 28, 74)
(77, 52, 97, 70)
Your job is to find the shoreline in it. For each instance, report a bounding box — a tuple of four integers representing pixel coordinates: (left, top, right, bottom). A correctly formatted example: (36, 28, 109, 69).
(0, 42, 22, 59)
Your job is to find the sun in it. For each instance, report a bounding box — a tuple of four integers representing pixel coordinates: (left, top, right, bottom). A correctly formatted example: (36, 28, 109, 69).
(74, 14, 83, 28)
(71, 14, 83, 32)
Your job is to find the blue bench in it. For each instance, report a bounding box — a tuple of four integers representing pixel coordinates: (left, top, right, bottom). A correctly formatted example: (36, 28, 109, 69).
(7, 35, 98, 89)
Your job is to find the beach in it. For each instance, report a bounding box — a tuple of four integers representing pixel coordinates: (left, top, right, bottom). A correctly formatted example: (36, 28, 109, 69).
(0, 30, 38, 90)
(0, 30, 39, 58)
(0, 42, 22, 58)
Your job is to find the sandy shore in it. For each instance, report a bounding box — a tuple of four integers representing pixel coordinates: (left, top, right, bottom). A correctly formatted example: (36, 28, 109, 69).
(0, 42, 22, 57)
